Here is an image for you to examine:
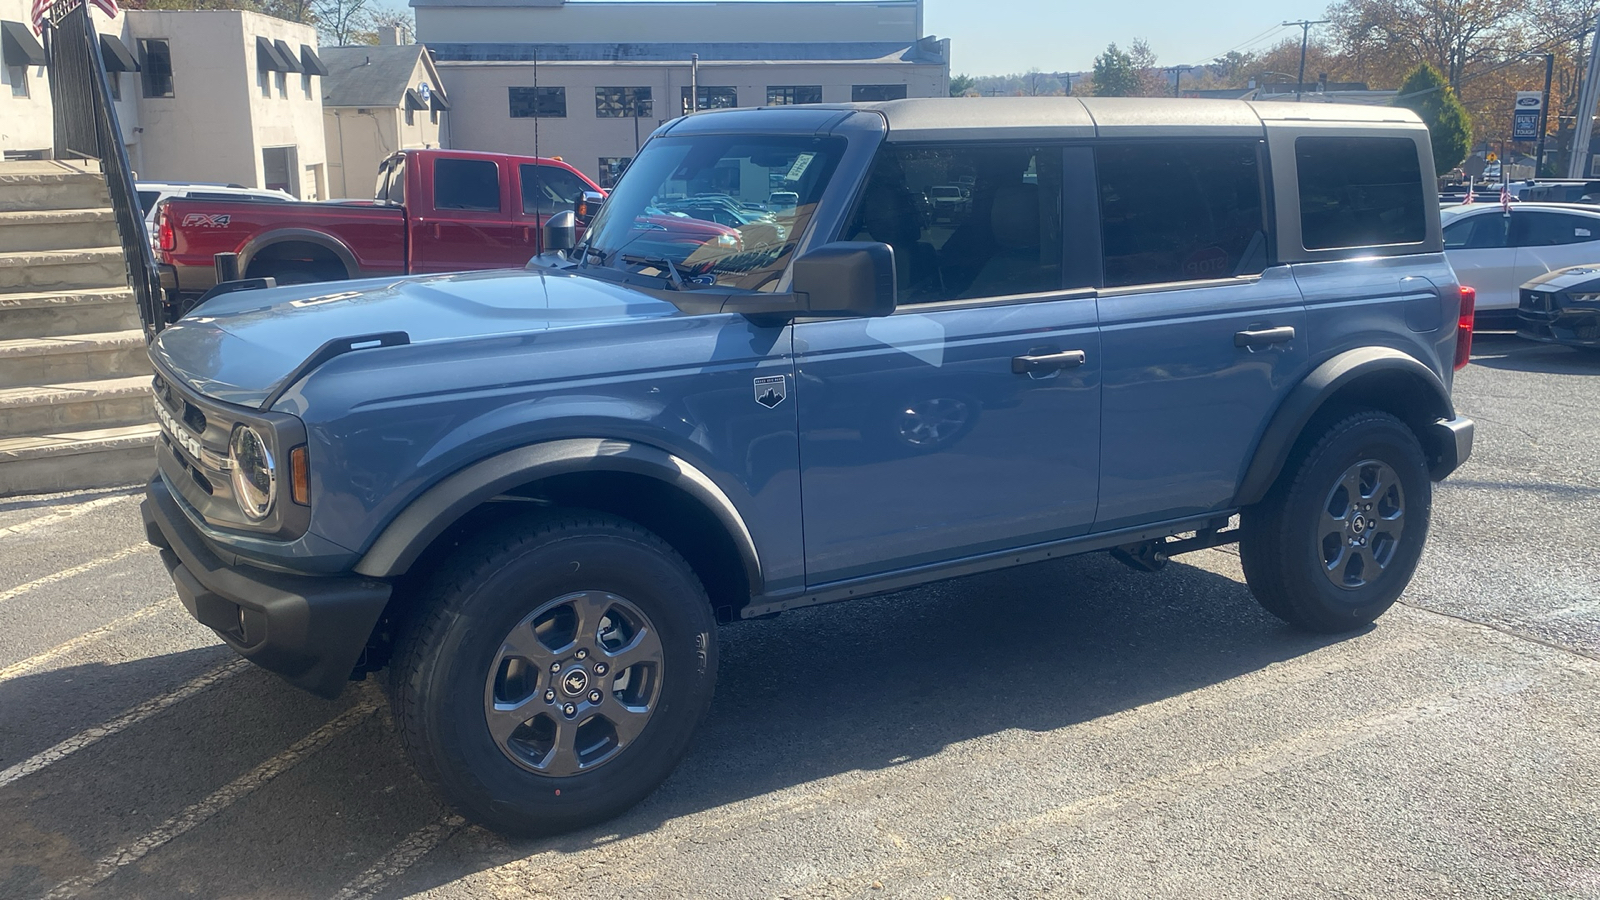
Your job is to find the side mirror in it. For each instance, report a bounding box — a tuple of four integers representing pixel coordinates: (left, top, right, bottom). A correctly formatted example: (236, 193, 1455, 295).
(542, 209, 576, 252)
(577, 190, 606, 223)
(790, 241, 897, 318)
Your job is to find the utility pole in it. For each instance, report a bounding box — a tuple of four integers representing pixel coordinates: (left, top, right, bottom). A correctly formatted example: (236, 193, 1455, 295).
(1536, 53, 1554, 177)
(1568, 16, 1600, 178)
(1170, 65, 1194, 97)
(690, 53, 699, 113)
(1282, 19, 1328, 102)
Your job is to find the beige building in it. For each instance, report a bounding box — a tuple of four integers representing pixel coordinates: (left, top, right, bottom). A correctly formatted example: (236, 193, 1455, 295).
(1, 0, 53, 155)
(415, 0, 949, 186)
(0, 4, 328, 199)
(320, 32, 449, 199)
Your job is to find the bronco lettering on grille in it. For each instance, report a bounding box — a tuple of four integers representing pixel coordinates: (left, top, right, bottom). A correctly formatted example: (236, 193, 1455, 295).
(154, 397, 206, 462)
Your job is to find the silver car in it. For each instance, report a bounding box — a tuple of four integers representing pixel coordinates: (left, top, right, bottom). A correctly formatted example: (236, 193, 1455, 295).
(1442, 202, 1600, 325)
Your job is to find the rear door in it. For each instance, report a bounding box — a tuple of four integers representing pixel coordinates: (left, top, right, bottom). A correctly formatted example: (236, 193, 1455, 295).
(1092, 138, 1307, 530)
(409, 155, 534, 273)
(1443, 210, 1517, 310)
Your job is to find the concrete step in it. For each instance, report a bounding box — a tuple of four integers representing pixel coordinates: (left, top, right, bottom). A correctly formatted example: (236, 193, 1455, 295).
(0, 422, 157, 496)
(0, 207, 123, 253)
(0, 375, 154, 437)
(0, 329, 150, 389)
(0, 247, 129, 293)
(0, 161, 110, 213)
(0, 286, 144, 339)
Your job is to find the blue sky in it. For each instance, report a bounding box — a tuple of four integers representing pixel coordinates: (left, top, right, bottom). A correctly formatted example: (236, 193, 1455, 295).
(923, 0, 1332, 76)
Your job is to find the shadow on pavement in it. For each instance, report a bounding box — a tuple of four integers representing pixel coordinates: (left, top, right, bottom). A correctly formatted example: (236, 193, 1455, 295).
(0, 551, 1353, 899)
(0, 485, 142, 516)
(1468, 332, 1600, 375)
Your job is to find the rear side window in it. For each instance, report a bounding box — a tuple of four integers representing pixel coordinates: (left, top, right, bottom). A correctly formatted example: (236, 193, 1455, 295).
(1096, 140, 1267, 288)
(137, 191, 160, 215)
(1296, 137, 1425, 250)
(434, 158, 500, 211)
(1514, 212, 1600, 246)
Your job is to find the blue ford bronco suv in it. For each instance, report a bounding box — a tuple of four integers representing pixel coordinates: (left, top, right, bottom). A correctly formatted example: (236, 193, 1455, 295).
(142, 98, 1475, 835)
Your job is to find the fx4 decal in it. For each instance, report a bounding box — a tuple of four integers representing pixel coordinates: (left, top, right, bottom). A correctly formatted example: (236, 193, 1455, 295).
(181, 213, 232, 227)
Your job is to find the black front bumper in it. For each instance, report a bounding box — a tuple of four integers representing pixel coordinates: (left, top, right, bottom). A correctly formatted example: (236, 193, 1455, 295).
(142, 475, 392, 699)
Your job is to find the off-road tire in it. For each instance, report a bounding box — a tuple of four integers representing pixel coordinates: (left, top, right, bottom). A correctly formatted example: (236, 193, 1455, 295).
(1239, 410, 1431, 633)
(388, 511, 718, 836)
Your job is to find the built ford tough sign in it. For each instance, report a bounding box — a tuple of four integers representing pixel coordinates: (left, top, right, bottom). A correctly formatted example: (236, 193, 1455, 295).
(141, 98, 1475, 836)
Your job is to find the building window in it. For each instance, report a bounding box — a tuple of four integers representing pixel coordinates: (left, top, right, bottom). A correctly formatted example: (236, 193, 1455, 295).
(851, 84, 908, 102)
(681, 85, 736, 115)
(767, 85, 821, 105)
(597, 157, 632, 189)
(302, 72, 312, 98)
(1296, 136, 1425, 250)
(405, 107, 414, 126)
(8, 65, 26, 98)
(1096, 141, 1267, 287)
(275, 70, 286, 97)
(140, 38, 173, 98)
(595, 86, 651, 118)
(509, 86, 565, 118)
(107, 71, 120, 101)
(430, 109, 439, 124)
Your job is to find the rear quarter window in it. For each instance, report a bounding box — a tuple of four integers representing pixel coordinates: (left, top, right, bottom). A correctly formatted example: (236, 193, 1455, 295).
(1296, 136, 1426, 251)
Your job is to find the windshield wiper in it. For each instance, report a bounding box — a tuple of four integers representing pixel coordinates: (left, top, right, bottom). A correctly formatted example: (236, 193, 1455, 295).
(620, 253, 689, 290)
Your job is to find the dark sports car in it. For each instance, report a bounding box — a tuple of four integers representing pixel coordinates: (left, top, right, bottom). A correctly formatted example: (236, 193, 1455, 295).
(1517, 265, 1600, 348)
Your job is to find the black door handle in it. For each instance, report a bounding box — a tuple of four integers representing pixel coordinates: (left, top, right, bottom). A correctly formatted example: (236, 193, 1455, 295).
(1012, 349, 1087, 374)
(1234, 326, 1296, 348)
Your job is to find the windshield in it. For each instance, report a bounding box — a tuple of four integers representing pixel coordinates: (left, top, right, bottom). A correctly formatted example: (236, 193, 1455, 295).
(578, 134, 845, 291)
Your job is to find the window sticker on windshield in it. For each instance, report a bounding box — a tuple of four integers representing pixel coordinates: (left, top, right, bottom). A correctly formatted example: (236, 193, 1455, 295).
(784, 153, 815, 182)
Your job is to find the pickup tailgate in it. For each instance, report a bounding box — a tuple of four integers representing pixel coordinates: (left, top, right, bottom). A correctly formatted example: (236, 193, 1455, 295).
(160, 198, 407, 294)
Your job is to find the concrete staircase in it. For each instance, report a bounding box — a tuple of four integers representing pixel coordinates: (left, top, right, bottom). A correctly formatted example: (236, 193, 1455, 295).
(0, 160, 156, 496)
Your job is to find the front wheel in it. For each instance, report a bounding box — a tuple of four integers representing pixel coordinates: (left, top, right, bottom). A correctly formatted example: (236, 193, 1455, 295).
(1239, 410, 1431, 633)
(389, 512, 718, 836)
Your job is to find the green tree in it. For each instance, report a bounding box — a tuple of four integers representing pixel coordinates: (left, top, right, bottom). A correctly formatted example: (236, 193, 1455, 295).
(1393, 63, 1472, 173)
(1093, 43, 1139, 97)
(949, 73, 977, 97)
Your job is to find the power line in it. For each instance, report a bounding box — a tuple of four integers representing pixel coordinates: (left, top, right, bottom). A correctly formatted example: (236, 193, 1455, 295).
(1283, 19, 1330, 101)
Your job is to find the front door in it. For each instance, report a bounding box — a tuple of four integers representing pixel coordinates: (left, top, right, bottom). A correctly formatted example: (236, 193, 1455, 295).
(410, 156, 533, 273)
(1090, 139, 1308, 530)
(794, 143, 1102, 585)
(1443, 211, 1518, 310)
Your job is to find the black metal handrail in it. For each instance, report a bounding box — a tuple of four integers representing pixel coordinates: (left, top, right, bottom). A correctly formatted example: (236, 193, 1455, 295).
(44, 0, 165, 340)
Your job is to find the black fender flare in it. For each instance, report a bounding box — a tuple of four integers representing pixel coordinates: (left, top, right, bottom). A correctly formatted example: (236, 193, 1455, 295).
(1234, 347, 1456, 507)
(353, 438, 764, 595)
(239, 228, 359, 279)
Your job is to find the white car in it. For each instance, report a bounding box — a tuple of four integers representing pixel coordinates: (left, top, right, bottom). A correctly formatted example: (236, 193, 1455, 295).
(136, 181, 294, 227)
(1442, 203, 1600, 325)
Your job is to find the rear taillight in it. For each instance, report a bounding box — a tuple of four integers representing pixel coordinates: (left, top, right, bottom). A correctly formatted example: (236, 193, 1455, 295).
(1454, 285, 1475, 371)
(157, 205, 175, 252)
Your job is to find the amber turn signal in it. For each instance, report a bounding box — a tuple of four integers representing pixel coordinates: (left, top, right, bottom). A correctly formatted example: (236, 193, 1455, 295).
(289, 445, 310, 506)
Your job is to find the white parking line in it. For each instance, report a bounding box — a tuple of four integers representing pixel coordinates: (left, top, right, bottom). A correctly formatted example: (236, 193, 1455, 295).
(0, 599, 179, 682)
(43, 700, 380, 899)
(331, 815, 468, 900)
(0, 659, 248, 790)
(0, 494, 137, 539)
(0, 545, 150, 607)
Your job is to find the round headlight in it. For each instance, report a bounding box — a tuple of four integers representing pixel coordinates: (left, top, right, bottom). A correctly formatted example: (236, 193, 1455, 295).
(229, 425, 276, 521)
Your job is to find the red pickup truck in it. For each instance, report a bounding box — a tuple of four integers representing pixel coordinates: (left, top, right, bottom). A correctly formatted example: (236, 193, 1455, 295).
(156, 149, 605, 301)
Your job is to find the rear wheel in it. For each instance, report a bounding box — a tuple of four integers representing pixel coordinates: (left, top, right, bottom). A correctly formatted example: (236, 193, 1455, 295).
(389, 511, 717, 836)
(1240, 411, 1431, 632)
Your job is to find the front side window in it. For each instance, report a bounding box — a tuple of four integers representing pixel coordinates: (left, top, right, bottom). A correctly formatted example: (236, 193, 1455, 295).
(595, 86, 651, 118)
(852, 84, 908, 102)
(768, 85, 822, 105)
(579, 135, 844, 291)
(1514, 212, 1600, 246)
(433, 158, 498, 211)
(521, 164, 591, 215)
(846, 144, 1064, 303)
(1443, 214, 1508, 250)
(1097, 140, 1267, 287)
(681, 85, 737, 116)
(509, 86, 565, 118)
(1297, 136, 1425, 250)
(140, 39, 173, 97)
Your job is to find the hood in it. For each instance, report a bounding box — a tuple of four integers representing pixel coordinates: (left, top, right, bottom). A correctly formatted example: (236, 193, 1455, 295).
(1523, 265, 1600, 293)
(152, 268, 680, 408)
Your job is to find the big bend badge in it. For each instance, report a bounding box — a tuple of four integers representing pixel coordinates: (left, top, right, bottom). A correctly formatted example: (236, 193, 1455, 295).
(753, 375, 786, 409)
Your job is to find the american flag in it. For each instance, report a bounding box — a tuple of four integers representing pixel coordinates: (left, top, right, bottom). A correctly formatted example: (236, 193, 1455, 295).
(1500, 182, 1512, 215)
(1463, 183, 1475, 204)
(30, 0, 120, 33)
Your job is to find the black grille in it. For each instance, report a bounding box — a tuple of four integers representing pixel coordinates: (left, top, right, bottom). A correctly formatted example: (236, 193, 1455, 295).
(182, 401, 207, 435)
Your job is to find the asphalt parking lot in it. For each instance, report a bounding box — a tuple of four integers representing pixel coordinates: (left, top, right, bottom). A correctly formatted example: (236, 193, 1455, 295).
(1, 332, 1597, 900)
